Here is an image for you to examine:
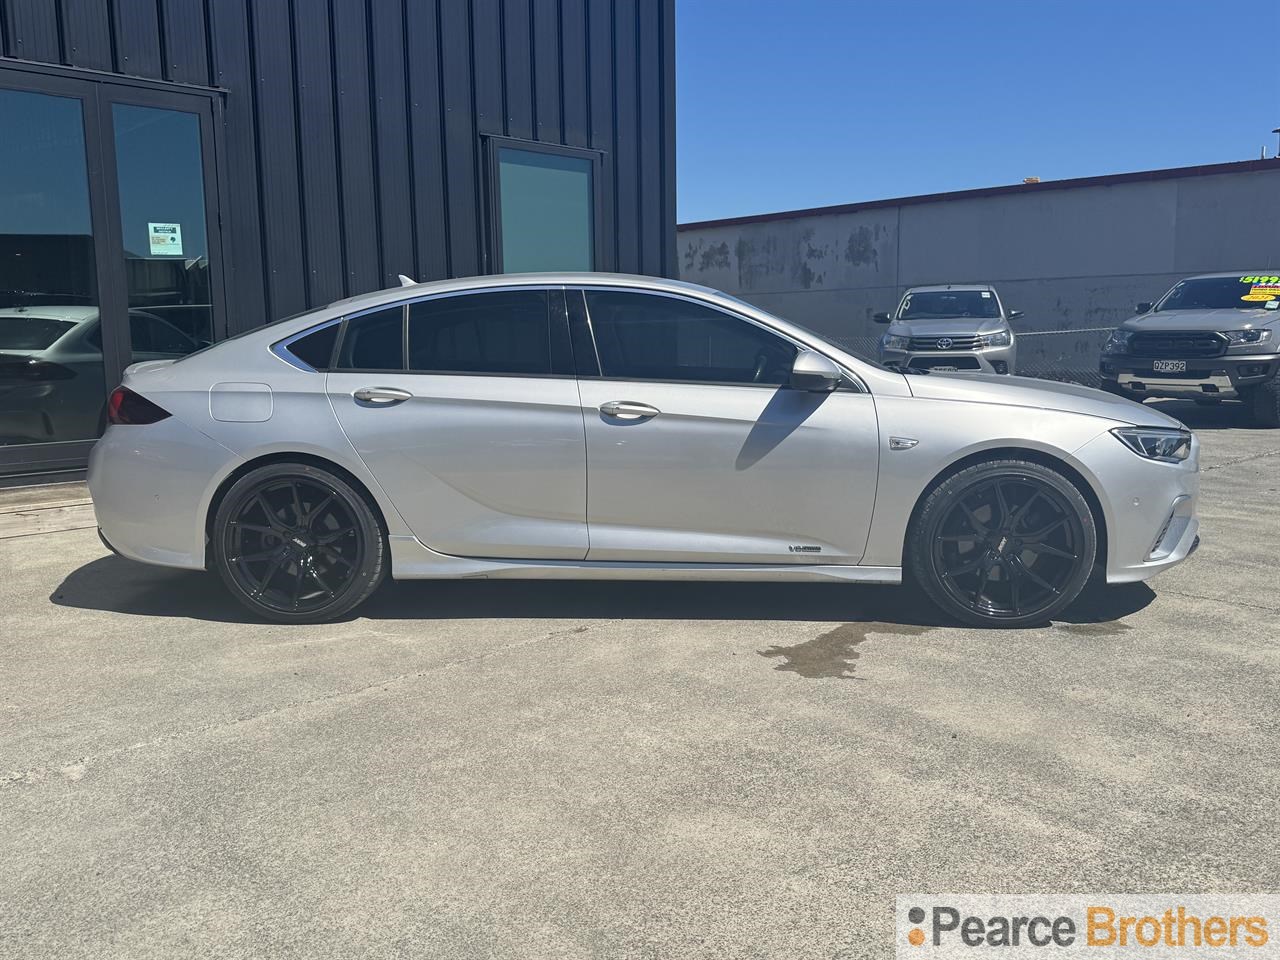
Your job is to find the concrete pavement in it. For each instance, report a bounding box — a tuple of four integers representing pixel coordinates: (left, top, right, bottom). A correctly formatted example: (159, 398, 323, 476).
(3, 400, 1278, 959)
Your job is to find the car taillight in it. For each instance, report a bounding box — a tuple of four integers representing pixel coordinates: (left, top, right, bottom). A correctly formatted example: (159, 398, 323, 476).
(106, 386, 171, 425)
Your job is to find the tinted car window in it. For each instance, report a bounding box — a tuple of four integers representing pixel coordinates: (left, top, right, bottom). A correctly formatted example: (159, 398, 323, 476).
(289, 324, 340, 370)
(130, 312, 196, 355)
(584, 290, 797, 385)
(336, 306, 404, 371)
(408, 291, 551, 375)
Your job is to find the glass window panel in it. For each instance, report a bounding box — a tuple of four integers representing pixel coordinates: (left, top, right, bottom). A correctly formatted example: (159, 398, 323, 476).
(288, 324, 340, 370)
(498, 148, 593, 273)
(112, 104, 212, 353)
(585, 291, 798, 386)
(0, 88, 105, 446)
(335, 307, 404, 371)
(408, 291, 551, 375)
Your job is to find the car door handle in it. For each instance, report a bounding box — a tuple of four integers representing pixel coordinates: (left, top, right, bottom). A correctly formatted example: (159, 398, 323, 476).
(353, 386, 413, 405)
(599, 400, 660, 421)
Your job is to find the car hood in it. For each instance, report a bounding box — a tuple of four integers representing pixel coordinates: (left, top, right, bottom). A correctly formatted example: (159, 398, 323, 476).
(904, 372, 1182, 427)
(889, 318, 1008, 336)
(1120, 307, 1279, 332)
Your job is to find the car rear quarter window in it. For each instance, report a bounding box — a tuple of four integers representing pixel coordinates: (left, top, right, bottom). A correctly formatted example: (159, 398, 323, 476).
(335, 306, 405, 371)
(407, 291, 552, 376)
(288, 323, 340, 370)
(583, 290, 797, 386)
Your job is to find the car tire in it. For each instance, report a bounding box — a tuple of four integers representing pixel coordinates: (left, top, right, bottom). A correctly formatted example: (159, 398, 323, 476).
(907, 459, 1097, 628)
(1250, 379, 1280, 428)
(212, 462, 386, 623)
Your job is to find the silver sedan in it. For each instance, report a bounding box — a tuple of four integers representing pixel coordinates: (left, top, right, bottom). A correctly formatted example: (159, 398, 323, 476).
(88, 273, 1200, 626)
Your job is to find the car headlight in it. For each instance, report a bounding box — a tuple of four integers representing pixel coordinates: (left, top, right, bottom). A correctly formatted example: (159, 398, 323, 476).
(1223, 328, 1272, 344)
(976, 329, 1011, 348)
(1110, 426, 1192, 463)
(1102, 329, 1132, 355)
(881, 334, 910, 351)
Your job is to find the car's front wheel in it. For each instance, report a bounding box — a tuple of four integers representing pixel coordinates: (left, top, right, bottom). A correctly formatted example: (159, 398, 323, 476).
(212, 462, 386, 623)
(907, 459, 1097, 627)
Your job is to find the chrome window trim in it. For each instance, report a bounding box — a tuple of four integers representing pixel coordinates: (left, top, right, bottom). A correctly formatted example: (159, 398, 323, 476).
(271, 284, 563, 374)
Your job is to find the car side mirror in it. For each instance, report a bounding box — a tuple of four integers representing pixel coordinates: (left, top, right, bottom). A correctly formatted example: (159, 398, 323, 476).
(790, 350, 842, 392)
(871, 311, 892, 324)
(1006, 309, 1024, 322)
(1136, 302, 1153, 314)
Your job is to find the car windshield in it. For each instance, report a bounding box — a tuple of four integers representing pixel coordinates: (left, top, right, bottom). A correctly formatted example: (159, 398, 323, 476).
(1156, 275, 1280, 311)
(899, 290, 1000, 320)
(0, 314, 76, 350)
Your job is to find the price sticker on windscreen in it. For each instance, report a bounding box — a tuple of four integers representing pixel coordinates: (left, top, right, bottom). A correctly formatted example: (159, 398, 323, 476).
(148, 222, 184, 257)
(1240, 275, 1280, 302)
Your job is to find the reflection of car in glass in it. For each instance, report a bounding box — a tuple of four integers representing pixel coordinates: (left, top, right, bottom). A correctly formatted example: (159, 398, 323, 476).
(874, 284, 1022, 374)
(0, 305, 203, 444)
(1099, 272, 1280, 426)
(91, 273, 1199, 629)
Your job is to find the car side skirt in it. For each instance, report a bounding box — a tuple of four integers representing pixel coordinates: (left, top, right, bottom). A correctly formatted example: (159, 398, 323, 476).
(388, 536, 902, 583)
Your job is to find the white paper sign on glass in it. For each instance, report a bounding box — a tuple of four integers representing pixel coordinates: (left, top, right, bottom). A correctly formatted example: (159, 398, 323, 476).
(148, 221, 183, 256)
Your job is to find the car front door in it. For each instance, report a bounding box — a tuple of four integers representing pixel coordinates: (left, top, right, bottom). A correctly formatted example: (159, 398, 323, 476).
(326, 288, 588, 560)
(572, 288, 880, 564)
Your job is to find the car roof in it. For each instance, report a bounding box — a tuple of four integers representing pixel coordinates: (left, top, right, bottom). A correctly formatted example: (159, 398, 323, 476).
(0, 305, 99, 321)
(322, 272, 730, 315)
(1179, 271, 1279, 280)
(900, 284, 996, 294)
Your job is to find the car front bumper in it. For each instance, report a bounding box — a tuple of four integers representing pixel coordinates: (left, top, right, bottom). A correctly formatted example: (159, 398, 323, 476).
(1072, 428, 1201, 583)
(880, 342, 1016, 374)
(1099, 353, 1279, 400)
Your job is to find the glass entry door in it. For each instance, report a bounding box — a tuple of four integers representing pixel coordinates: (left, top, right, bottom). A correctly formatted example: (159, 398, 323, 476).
(0, 67, 223, 475)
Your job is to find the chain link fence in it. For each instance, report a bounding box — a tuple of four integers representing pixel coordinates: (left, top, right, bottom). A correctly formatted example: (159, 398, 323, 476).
(825, 328, 1113, 387)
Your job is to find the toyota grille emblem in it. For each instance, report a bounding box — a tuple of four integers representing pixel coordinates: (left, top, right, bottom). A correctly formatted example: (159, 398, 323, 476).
(936, 337, 953, 349)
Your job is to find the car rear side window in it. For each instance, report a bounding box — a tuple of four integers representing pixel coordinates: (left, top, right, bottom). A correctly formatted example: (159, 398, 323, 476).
(288, 323, 340, 370)
(335, 306, 404, 371)
(407, 291, 551, 375)
(583, 290, 797, 385)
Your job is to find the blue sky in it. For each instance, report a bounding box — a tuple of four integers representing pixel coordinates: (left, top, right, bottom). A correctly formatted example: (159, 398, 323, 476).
(676, 0, 1280, 223)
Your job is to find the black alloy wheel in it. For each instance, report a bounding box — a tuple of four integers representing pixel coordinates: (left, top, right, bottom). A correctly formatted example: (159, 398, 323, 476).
(909, 459, 1097, 627)
(212, 463, 386, 623)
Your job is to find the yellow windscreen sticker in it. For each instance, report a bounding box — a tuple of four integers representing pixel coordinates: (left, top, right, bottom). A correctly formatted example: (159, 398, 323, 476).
(1241, 277, 1280, 302)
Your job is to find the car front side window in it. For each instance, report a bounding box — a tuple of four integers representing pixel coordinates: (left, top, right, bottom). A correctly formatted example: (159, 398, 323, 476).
(582, 289, 798, 386)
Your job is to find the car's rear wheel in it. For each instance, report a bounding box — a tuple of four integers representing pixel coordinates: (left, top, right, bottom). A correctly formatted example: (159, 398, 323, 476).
(212, 462, 386, 623)
(907, 459, 1097, 627)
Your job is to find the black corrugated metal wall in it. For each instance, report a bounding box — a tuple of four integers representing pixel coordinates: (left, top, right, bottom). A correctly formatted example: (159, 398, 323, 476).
(0, 0, 676, 333)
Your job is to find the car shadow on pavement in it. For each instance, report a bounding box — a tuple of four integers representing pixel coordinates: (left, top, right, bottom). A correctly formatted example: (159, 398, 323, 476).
(50, 554, 1156, 628)
(1146, 399, 1258, 430)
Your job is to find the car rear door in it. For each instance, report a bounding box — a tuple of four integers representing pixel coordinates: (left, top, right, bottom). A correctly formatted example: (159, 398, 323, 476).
(325, 287, 588, 560)
(571, 287, 880, 564)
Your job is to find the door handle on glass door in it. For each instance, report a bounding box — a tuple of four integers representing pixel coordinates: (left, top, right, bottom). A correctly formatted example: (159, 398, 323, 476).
(599, 400, 660, 421)
(353, 386, 413, 405)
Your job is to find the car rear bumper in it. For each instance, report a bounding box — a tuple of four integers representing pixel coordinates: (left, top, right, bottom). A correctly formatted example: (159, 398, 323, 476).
(1099, 354, 1278, 400)
(88, 418, 241, 570)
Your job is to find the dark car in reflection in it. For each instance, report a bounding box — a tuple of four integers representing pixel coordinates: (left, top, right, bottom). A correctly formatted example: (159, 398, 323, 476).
(0, 305, 206, 444)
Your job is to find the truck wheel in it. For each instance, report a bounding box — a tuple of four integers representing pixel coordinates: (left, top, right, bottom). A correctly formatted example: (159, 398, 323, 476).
(1251, 380, 1280, 428)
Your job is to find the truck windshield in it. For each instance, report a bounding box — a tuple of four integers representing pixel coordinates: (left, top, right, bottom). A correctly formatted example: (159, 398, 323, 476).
(1157, 275, 1280, 310)
(899, 291, 1000, 320)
